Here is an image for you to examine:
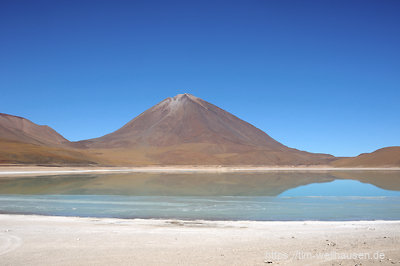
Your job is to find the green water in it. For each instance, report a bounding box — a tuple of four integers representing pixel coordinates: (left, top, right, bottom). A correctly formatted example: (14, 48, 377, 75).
(0, 171, 399, 220)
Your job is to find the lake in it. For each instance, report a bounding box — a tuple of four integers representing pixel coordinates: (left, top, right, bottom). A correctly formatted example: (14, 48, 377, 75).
(0, 171, 399, 221)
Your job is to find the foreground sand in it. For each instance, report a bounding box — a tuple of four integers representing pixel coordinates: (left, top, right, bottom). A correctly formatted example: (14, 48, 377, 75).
(0, 215, 399, 265)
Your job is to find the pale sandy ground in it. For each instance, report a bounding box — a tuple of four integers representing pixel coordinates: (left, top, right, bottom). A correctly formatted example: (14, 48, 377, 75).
(1, 165, 400, 177)
(0, 215, 399, 266)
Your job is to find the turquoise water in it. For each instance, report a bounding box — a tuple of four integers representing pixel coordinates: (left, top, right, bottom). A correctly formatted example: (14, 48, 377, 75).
(0, 171, 399, 221)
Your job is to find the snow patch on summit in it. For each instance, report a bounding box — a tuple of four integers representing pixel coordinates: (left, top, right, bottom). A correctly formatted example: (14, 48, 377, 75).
(152, 93, 208, 114)
(167, 94, 186, 112)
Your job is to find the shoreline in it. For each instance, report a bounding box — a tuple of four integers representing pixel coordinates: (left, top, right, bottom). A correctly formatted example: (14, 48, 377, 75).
(2, 212, 400, 222)
(3, 213, 400, 223)
(1, 165, 400, 177)
(0, 214, 399, 265)
(0, 212, 400, 222)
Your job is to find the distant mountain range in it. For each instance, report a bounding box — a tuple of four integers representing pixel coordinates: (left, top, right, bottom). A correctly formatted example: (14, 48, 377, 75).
(0, 94, 399, 167)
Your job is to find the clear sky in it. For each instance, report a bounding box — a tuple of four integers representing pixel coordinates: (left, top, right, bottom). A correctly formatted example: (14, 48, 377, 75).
(1, 0, 399, 157)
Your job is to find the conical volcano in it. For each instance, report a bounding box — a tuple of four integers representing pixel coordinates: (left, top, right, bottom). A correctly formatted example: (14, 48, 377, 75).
(79, 94, 334, 165)
(82, 93, 284, 149)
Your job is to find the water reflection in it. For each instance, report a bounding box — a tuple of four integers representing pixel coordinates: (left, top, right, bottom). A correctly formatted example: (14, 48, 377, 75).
(0, 171, 399, 196)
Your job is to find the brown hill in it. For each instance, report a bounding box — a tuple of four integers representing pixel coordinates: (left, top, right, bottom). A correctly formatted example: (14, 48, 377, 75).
(332, 147, 400, 167)
(0, 113, 68, 146)
(78, 94, 334, 165)
(0, 113, 99, 165)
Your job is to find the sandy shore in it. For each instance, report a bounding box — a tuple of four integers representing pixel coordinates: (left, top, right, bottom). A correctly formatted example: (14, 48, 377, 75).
(0, 215, 399, 265)
(1, 165, 400, 177)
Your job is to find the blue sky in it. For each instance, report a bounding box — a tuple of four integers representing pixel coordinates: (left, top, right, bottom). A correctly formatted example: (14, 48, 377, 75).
(1, 0, 399, 157)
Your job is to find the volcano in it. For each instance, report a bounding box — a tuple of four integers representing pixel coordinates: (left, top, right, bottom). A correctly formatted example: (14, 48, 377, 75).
(78, 94, 334, 165)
